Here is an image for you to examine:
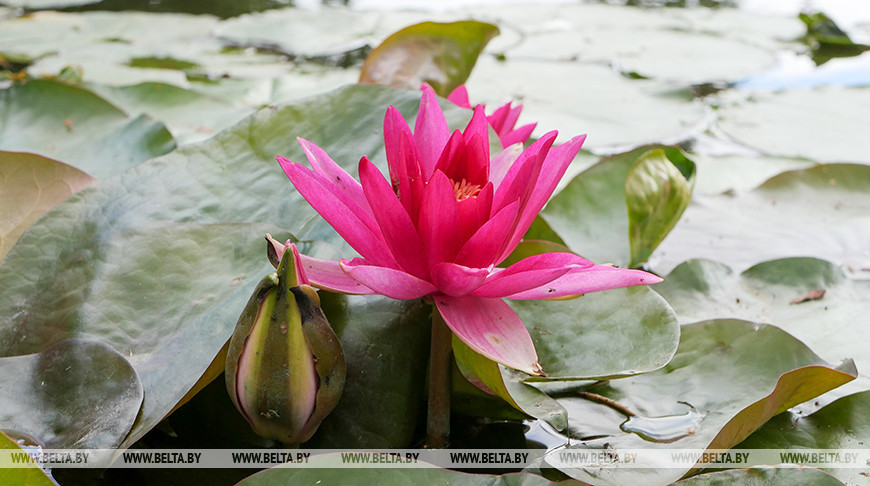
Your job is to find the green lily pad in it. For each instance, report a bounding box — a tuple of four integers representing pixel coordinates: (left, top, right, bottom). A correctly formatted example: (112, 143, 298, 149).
(0, 430, 56, 486)
(0, 151, 95, 261)
(650, 164, 870, 276)
(0, 85, 470, 450)
(714, 88, 870, 164)
(655, 258, 870, 397)
(0, 338, 143, 449)
(87, 82, 251, 144)
(0, 79, 175, 178)
(518, 286, 679, 381)
(547, 320, 856, 486)
(675, 466, 845, 486)
(625, 148, 696, 267)
(737, 391, 870, 485)
(359, 20, 500, 97)
(236, 454, 581, 485)
(542, 145, 685, 268)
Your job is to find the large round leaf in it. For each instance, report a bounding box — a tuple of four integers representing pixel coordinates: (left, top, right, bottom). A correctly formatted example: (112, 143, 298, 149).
(650, 164, 870, 276)
(517, 286, 679, 381)
(0, 79, 175, 178)
(0, 85, 470, 450)
(547, 320, 856, 486)
(0, 151, 95, 261)
(0, 338, 143, 450)
(714, 87, 870, 164)
(737, 391, 870, 486)
(655, 258, 870, 399)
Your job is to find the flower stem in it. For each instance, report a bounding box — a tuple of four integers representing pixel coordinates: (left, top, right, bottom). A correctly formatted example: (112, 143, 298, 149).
(426, 308, 452, 448)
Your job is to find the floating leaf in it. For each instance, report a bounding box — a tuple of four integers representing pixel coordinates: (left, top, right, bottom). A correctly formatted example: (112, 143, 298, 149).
(625, 148, 695, 268)
(0, 79, 175, 178)
(0, 151, 95, 261)
(548, 320, 855, 485)
(656, 257, 870, 397)
(737, 391, 870, 486)
(359, 20, 499, 97)
(0, 339, 143, 449)
(518, 286, 679, 381)
(650, 164, 870, 276)
(714, 88, 870, 164)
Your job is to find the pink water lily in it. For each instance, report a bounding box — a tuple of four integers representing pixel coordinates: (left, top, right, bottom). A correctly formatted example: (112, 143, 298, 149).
(277, 85, 661, 376)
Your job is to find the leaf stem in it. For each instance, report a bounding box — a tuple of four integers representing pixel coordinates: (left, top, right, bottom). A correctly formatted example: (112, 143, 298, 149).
(426, 308, 452, 448)
(577, 391, 637, 417)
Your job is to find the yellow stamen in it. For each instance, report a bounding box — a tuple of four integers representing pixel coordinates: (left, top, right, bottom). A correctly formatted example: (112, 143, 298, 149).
(452, 178, 482, 201)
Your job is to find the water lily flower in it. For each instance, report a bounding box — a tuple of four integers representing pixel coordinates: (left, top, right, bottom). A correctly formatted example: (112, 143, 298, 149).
(446, 84, 536, 148)
(277, 86, 661, 376)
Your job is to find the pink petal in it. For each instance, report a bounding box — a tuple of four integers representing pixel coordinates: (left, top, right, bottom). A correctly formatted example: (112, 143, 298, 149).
(446, 84, 471, 109)
(358, 156, 429, 279)
(430, 262, 490, 297)
(418, 170, 462, 267)
(415, 85, 450, 180)
(453, 200, 520, 269)
(297, 137, 371, 216)
(500, 123, 536, 147)
(505, 265, 663, 300)
(498, 134, 586, 263)
(435, 295, 543, 375)
(278, 159, 397, 269)
(340, 258, 437, 300)
(463, 105, 490, 154)
(299, 254, 376, 295)
(472, 253, 592, 298)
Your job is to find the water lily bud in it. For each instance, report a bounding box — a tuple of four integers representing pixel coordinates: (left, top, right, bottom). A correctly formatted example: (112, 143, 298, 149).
(226, 239, 345, 444)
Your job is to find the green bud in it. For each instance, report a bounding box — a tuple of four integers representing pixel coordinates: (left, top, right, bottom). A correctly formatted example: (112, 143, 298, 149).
(226, 239, 345, 444)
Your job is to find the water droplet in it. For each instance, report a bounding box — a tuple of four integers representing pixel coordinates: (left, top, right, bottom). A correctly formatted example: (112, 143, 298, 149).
(620, 403, 703, 443)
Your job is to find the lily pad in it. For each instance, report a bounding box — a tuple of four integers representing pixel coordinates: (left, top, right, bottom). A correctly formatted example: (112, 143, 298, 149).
(359, 20, 500, 96)
(0, 151, 95, 261)
(0, 338, 143, 449)
(518, 286, 679, 381)
(650, 164, 870, 276)
(737, 391, 870, 485)
(547, 320, 856, 486)
(0, 79, 175, 178)
(87, 82, 251, 144)
(465, 57, 707, 150)
(655, 258, 870, 397)
(714, 87, 870, 164)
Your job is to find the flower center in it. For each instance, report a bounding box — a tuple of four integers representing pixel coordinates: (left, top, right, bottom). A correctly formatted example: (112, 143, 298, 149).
(452, 178, 482, 201)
